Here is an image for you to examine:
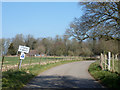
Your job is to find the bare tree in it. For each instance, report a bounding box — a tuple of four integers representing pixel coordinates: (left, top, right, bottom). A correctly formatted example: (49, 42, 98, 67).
(12, 34, 25, 53)
(0, 38, 11, 55)
(66, 2, 120, 41)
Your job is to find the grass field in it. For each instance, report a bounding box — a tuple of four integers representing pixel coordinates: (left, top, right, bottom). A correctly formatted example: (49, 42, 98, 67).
(3, 56, 63, 65)
(3, 56, 82, 65)
(1, 56, 82, 71)
(2, 56, 97, 65)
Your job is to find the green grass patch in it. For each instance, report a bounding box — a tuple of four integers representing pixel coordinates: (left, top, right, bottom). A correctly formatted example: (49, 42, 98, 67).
(3, 57, 57, 65)
(2, 70, 34, 89)
(3, 56, 82, 66)
(2, 59, 81, 89)
(88, 61, 120, 88)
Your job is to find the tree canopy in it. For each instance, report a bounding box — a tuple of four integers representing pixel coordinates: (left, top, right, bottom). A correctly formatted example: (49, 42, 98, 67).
(66, 2, 120, 42)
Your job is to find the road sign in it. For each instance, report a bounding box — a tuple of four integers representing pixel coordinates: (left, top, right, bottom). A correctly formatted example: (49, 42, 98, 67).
(18, 45, 30, 53)
(18, 45, 30, 69)
(20, 52, 25, 59)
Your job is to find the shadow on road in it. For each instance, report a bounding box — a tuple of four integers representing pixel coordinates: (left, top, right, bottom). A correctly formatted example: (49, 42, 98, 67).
(24, 75, 103, 88)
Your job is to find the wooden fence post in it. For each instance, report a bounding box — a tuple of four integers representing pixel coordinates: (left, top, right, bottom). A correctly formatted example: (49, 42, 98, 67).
(115, 54, 118, 61)
(102, 54, 105, 70)
(1, 56, 4, 71)
(108, 52, 111, 71)
(104, 54, 107, 70)
(100, 53, 104, 70)
(29, 55, 32, 65)
(39, 57, 41, 65)
(112, 54, 115, 72)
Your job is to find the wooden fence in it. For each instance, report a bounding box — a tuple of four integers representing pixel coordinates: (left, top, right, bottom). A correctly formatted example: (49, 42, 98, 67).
(100, 52, 119, 73)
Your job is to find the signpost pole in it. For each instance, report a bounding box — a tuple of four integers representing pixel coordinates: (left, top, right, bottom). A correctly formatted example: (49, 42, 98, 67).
(19, 59, 22, 69)
(18, 52, 25, 69)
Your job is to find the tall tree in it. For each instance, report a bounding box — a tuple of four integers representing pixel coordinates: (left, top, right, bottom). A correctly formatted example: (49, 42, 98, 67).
(7, 43, 16, 55)
(12, 34, 25, 52)
(66, 2, 120, 41)
(25, 34, 37, 50)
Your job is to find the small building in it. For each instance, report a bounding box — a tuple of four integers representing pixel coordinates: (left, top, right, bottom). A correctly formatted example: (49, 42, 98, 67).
(40, 54, 47, 57)
(28, 50, 38, 56)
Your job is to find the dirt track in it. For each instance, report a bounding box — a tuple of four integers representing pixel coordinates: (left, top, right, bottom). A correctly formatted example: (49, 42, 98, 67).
(24, 61, 104, 88)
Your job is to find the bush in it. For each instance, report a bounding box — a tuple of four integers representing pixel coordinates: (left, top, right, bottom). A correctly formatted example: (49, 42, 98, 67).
(89, 61, 120, 88)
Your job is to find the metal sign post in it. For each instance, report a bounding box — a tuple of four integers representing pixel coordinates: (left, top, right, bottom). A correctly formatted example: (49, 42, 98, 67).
(19, 59, 22, 69)
(18, 52, 25, 69)
(18, 45, 30, 69)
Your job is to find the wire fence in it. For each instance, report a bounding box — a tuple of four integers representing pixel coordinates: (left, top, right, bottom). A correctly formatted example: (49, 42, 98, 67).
(1, 56, 82, 72)
(100, 52, 120, 74)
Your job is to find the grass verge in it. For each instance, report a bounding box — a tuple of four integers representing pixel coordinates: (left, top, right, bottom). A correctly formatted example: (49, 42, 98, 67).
(88, 61, 120, 88)
(2, 59, 81, 89)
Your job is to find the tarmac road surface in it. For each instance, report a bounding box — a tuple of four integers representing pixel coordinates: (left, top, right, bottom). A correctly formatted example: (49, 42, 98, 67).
(24, 61, 104, 88)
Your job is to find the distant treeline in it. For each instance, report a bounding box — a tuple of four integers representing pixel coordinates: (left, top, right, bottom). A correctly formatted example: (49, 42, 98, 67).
(0, 34, 119, 56)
